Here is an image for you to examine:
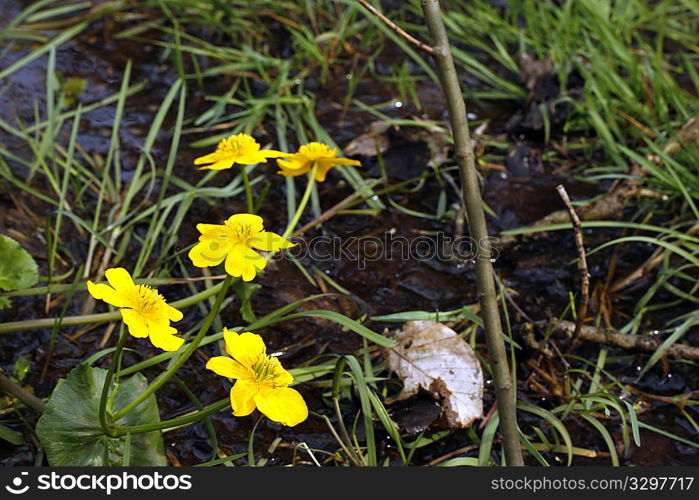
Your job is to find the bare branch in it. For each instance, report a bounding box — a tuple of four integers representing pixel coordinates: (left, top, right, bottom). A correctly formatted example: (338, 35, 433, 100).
(357, 0, 434, 55)
(556, 185, 590, 342)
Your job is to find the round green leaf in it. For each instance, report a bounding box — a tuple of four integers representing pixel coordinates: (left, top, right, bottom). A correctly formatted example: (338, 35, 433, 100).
(0, 234, 39, 291)
(36, 364, 167, 466)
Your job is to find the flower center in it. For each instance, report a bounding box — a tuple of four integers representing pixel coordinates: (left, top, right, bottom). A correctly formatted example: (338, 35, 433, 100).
(217, 134, 258, 156)
(252, 356, 280, 383)
(132, 285, 164, 315)
(223, 220, 256, 244)
(299, 142, 335, 160)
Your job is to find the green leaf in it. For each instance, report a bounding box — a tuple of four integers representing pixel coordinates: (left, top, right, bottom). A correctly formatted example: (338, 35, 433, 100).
(283, 309, 396, 347)
(0, 235, 39, 293)
(232, 280, 261, 323)
(637, 316, 699, 381)
(36, 364, 167, 466)
(518, 401, 573, 466)
(0, 424, 25, 445)
(12, 356, 31, 382)
(371, 306, 484, 327)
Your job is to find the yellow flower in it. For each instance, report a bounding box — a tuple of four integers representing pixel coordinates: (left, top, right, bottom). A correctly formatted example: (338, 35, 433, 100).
(87, 268, 184, 351)
(277, 142, 361, 182)
(193, 133, 289, 170)
(188, 213, 294, 282)
(206, 329, 308, 426)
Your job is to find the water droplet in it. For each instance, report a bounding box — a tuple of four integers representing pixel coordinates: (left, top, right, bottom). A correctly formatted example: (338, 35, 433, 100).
(394, 100, 404, 108)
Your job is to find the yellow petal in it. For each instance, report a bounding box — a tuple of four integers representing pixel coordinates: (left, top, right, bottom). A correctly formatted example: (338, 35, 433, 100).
(248, 231, 295, 252)
(323, 157, 361, 167)
(121, 309, 149, 338)
(254, 387, 308, 426)
(240, 265, 256, 282)
(195, 223, 227, 239)
(224, 245, 263, 281)
(223, 328, 239, 358)
(244, 247, 267, 270)
(223, 244, 248, 279)
(87, 281, 131, 308)
(277, 168, 308, 178)
(226, 213, 264, 233)
(242, 248, 266, 281)
(188, 240, 229, 268)
(148, 322, 184, 351)
(165, 304, 183, 322)
(230, 379, 258, 417)
(314, 158, 361, 182)
(277, 158, 309, 171)
(228, 331, 265, 368)
(315, 164, 332, 182)
(193, 151, 224, 165)
(234, 152, 268, 165)
(105, 268, 135, 292)
(202, 158, 236, 171)
(206, 356, 251, 379)
(259, 149, 292, 159)
(268, 357, 294, 386)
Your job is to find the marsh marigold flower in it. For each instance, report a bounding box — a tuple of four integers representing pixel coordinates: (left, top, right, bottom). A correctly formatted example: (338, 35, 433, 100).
(277, 142, 361, 182)
(193, 133, 289, 170)
(87, 268, 184, 351)
(206, 329, 308, 426)
(188, 214, 294, 281)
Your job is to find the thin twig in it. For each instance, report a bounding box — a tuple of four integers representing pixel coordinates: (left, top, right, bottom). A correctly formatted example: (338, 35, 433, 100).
(356, 0, 434, 55)
(426, 445, 478, 466)
(419, 0, 524, 466)
(548, 320, 699, 360)
(295, 190, 361, 236)
(556, 185, 589, 342)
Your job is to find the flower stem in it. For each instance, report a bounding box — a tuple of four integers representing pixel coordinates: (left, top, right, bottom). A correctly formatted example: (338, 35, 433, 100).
(0, 281, 225, 335)
(114, 398, 230, 436)
(240, 166, 255, 213)
(282, 163, 318, 240)
(111, 275, 234, 422)
(99, 329, 128, 436)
